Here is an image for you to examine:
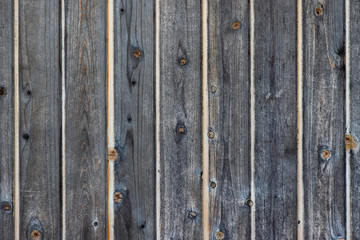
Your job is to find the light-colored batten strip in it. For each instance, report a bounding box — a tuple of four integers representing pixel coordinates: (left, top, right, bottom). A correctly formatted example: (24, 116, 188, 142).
(14, 0, 20, 239)
(249, 0, 256, 239)
(61, 0, 66, 238)
(201, 0, 210, 238)
(296, 0, 304, 238)
(345, 0, 351, 238)
(107, 0, 115, 239)
(155, 0, 161, 238)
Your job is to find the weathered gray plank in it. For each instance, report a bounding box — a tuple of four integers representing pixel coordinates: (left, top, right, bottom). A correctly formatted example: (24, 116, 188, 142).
(113, 0, 155, 239)
(303, 0, 346, 238)
(159, 0, 203, 238)
(18, 0, 61, 239)
(207, 0, 251, 239)
(349, 0, 360, 238)
(253, 0, 298, 238)
(0, 0, 14, 238)
(65, 0, 107, 238)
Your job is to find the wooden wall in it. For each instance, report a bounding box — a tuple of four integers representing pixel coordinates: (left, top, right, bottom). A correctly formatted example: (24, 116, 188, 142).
(0, 0, 358, 239)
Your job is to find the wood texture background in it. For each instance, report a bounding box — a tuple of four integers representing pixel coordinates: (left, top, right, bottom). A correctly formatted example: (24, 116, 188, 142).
(0, 0, 359, 239)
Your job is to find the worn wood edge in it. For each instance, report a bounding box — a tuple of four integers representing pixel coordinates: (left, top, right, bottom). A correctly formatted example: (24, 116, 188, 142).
(201, 0, 209, 239)
(61, 0, 66, 238)
(297, 0, 304, 239)
(345, 0, 351, 238)
(13, 0, 20, 239)
(155, 0, 161, 239)
(107, 0, 115, 239)
(250, 0, 256, 239)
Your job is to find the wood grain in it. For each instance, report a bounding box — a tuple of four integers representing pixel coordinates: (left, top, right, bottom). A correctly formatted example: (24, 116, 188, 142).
(18, 0, 61, 239)
(207, 0, 251, 239)
(0, 0, 14, 238)
(65, 0, 107, 238)
(113, 0, 156, 239)
(159, 0, 203, 238)
(303, 0, 346, 238)
(253, 0, 298, 238)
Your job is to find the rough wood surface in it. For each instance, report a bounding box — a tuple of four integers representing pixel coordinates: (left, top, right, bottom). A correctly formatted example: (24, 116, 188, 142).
(159, 0, 203, 238)
(18, 1, 61, 239)
(0, 0, 14, 238)
(303, 0, 346, 238)
(113, 0, 156, 239)
(253, 0, 298, 239)
(65, 0, 107, 238)
(207, 0, 251, 239)
(349, 0, 360, 238)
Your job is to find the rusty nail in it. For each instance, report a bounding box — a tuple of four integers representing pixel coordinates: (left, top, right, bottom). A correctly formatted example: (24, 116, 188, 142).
(210, 181, 217, 188)
(208, 130, 215, 139)
(346, 134, 356, 150)
(321, 150, 331, 160)
(210, 86, 217, 93)
(315, 6, 323, 16)
(245, 198, 253, 207)
(133, 49, 141, 59)
(30, 230, 41, 240)
(232, 21, 241, 30)
(188, 211, 197, 219)
(2, 202, 11, 211)
(107, 148, 118, 162)
(180, 58, 187, 66)
(178, 127, 185, 134)
(114, 192, 123, 204)
(216, 230, 224, 240)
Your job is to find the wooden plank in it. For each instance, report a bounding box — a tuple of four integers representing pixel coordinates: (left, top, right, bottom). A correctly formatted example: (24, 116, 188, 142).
(112, 0, 155, 239)
(0, 0, 14, 238)
(65, 0, 107, 238)
(159, 0, 203, 238)
(253, 0, 298, 238)
(303, 0, 346, 238)
(207, 0, 250, 239)
(18, 0, 61, 239)
(349, 0, 360, 238)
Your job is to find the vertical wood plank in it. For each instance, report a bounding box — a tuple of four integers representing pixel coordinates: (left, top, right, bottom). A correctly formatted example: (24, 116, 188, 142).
(303, 0, 346, 238)
(65, 0, 107, 238)
(253, 0, 298, 238)
(349, 0, 360, 238)
(0, 0, 14, 238)
(159, 0, 203, 238)
(18, 0, 61, 239)
(207, 0, 251, 239)
(113, 0, 155, 239)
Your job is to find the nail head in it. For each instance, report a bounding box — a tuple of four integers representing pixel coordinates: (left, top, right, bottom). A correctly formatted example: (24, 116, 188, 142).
(321, 149, 331, 160)
(210, 86, 217, 93)
(107, 148, 118, 162)
(210, 181, 217, 188)
(133, 49, 141, 59)
(232, 21, 241, 30)
(208, 131, 215, 139)
(30, 230, 41, 240)
(114, 191, 123, 204)
(216, 231, 224, 240)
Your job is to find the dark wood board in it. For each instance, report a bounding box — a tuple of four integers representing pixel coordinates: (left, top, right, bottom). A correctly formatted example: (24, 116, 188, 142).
(159, 0, 203, 238)
(65, 0, 107, 238)
(18, 0, 61, 239)
(0, 0, 14, 238)
(253, 0, 298, 238)
(303, 0, 346, 238)
(207, 0, 251, 239)
(113, 0, 156, 239)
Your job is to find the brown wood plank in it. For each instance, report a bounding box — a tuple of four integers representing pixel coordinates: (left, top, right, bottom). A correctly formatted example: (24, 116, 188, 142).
(65, 0, 107, 238)
(0, 0, 14, 238)
(112, 0, 156, 239)
(253, 0, 298, 238)
(159, 0, 203, 238)
(303, 0, 346, 238)
(207, 0, 251, 239)
(18, 0, 61, 239)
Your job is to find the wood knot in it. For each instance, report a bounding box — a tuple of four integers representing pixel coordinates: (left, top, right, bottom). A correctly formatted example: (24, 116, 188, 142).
(107, 148, 118, 162)
(30, 230, 41, 240)
(0, 86, 6, 96)
(346, 134, 356, 150)
(114, 191, 123, 204)
(216, 230, 224, 239)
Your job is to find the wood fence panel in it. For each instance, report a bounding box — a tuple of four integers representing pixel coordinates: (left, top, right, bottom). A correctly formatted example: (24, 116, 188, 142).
(0, 0, 14, 238)
(303, 0, 346, 238)
(207, 0, 251, 239)
(159, 0, 203, 238)
(113, 0, 156, 239)
(65, 0, 107, 239)
(18, 0, 61, 239)
(253, 0, 298, 239)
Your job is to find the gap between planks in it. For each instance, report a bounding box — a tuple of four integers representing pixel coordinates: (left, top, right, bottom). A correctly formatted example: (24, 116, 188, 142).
(61, 0, 66, 238)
